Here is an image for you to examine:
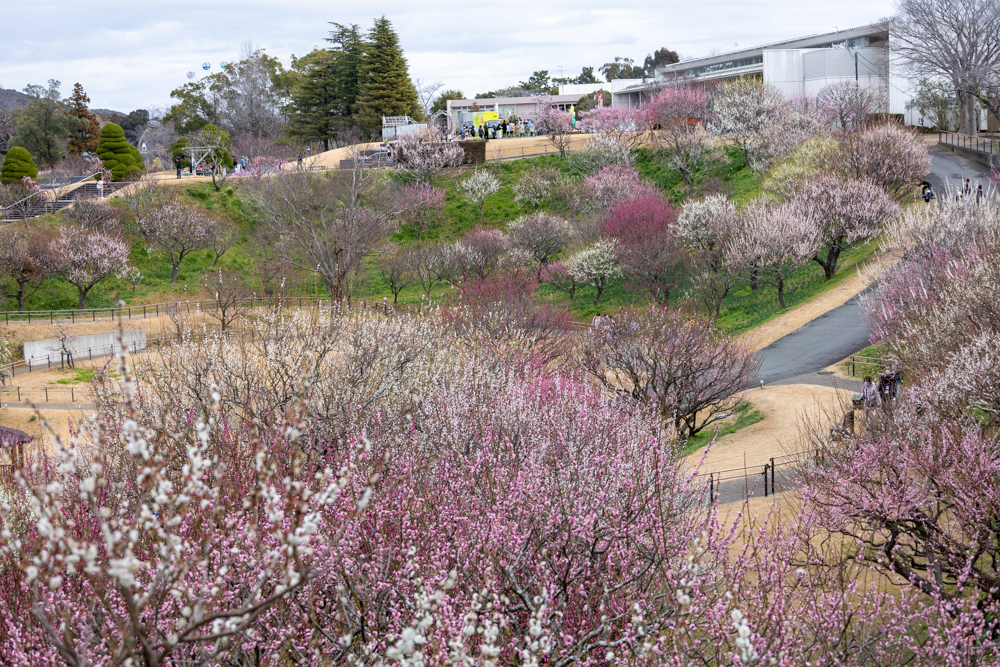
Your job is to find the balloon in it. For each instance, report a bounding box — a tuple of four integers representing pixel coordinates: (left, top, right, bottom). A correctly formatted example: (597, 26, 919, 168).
(202, 62, 211, 71)
(186, 71, 195, 79)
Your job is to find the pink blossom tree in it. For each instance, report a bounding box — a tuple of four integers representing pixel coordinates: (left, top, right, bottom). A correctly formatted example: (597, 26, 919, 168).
(0, 224, 53, 311)
(391, 130, 465, 183)
(578, 104, 651, 153)
(648, 84, 724, 196)
(581, 307, 760, 436)
(395, 181, 446, 240)
(602, 192, 687, 304)
(533, 98, 575, 157)
(582, 163, 656, 210)
(49, 225, 131, 308)
(728, 199, 819, 309)
(454, 226, 510, 280)
(794, 173, 900, 279)
(134, 200, 218, 283)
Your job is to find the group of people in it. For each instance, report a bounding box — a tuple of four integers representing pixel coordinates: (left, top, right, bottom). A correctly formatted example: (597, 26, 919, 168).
(921, 179, 987, 206)
(456, 119, 538, 141)
(861, 366, 903, 411)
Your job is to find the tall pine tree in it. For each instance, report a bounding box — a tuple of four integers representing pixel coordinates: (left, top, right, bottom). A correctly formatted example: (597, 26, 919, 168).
(355, 17, 421, 130)
(66, 83, 100, 154)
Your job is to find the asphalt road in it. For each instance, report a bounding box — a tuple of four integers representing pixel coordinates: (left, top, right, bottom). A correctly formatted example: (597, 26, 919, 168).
(924, 144, 991, 192)
(756, 144, 992, 388)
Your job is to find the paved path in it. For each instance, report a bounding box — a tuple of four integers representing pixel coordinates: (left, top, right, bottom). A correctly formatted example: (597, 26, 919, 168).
(925, 144, 991, 192)
(755, 294, 872, 386)
(756, 143, 992, 390)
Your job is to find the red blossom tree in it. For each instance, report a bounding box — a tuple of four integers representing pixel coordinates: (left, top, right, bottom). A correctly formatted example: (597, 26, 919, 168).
(602, 192, 687, 304)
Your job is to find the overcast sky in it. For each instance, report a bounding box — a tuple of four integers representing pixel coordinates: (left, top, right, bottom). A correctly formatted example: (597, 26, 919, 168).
(2, 1, 896, 112)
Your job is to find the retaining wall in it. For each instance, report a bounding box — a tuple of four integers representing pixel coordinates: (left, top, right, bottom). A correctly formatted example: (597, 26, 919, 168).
(23, 330, 146, 366)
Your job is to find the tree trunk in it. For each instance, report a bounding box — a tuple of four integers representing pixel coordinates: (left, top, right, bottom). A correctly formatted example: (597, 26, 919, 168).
(593, 284, 603, 306)
(812, 245, 841, 281)
(750, 266, 758, 291)
(957, 88, 979, 136)
(78, 287, 88, 310)
(777, 276, 786, 310)
(171, 263, 180, 283)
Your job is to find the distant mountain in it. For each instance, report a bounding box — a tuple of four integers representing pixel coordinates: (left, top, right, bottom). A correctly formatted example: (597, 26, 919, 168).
(0, 89, 126, 117)
(0, 88, 29, 110)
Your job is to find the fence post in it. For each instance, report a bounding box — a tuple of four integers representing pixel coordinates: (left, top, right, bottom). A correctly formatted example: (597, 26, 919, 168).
(709, 473, 714, 503)
(45, 387, 48, 402)
(771, 457, 775, 494)
(71, 387, 74, 403)
(763, 464, 769, 497)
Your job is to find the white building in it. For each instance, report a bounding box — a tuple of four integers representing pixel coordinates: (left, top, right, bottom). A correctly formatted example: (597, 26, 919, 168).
(612, 22, 934, 128)
(557, 79, 646, 96)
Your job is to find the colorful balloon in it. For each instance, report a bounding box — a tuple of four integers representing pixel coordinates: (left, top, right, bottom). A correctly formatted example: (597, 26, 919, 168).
(202, 62, 211, 71)
(186, 71, 195, 79)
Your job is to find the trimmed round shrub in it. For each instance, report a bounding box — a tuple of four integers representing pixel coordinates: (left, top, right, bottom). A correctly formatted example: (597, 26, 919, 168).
(1, 147, 38, 184)
(96, 123, 145, 181)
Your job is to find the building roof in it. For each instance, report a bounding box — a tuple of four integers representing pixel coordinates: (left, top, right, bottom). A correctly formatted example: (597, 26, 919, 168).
(655, 21, 890, 78)
(447, 94, 586, 107)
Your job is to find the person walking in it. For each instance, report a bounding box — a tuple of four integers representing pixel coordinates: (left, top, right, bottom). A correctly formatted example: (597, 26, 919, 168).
(297, 154, 303, 170)
(862, 375, 882, 412)
(977, 184, 985, 207)
(175, 155, 183, 179)
(96, 177, 104, 199)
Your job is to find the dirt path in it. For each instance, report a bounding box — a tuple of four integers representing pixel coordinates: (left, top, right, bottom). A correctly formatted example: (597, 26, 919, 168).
(684, 384, 852, 473)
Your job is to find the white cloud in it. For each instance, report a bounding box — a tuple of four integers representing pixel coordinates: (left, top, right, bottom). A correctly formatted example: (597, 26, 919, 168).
(2, 0, 895, 111)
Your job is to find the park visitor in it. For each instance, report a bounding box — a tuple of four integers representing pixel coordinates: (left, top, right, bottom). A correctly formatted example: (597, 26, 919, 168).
(921, 182, 935, 203)
(862, 376, 882, 411)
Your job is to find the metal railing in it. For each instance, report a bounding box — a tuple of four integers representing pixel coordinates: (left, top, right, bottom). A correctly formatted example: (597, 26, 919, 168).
(939, 130, 1000, 155)
(695, 450, 814, 502)
(1, 385, 93, 405)
(0, 297, 412, 382)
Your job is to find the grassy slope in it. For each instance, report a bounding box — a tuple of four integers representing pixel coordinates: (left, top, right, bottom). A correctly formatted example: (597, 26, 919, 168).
(678, 400, 768, 458)
(3, 147, 877, 335)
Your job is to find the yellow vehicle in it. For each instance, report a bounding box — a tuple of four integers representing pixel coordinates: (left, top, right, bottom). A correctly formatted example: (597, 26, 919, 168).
(472, 111, 499, 129)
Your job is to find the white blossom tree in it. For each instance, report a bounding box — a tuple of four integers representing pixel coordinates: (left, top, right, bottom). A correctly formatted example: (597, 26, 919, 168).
(708, 78, 785, 170)
(568, 240, 622, 306)
(458, 169, 501, 223)
(391, 130, 464, 183)
(507, 213, 571, 278)
(49, 225, 132, 308)
(728, 199, 818, 309)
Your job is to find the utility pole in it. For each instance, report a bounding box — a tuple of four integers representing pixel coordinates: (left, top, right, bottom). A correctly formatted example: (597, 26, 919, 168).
(855, 50, 859, 82)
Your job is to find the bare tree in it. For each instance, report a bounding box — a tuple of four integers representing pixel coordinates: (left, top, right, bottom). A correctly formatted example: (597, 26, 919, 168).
(201, 267, 251, 331)
(415, 79, 444, 120)
(507, 212, 571, 278)
(407, 242, 458, 300)
(817, 81, 885, 134)
(375, 244, 416, 304)
(62, 199, 124, 234)
(0, 224, 52, 311)
(893, 0, 1000, 135)
(208, 218, 240, 266)
(135, 199, 218, 283)
(0, 107, 15, 153)
(242, 159, 400, 303)
(217, 40, 288, 139)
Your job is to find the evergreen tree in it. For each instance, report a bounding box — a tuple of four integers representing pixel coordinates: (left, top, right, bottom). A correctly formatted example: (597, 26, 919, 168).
(11, 80, 77, 168)
(66, 83, 100, 154)
(96, 123, 144, 181)
(119, 109, 150, 144)
(328, 23, 365, 123)
(0, 146, 38, 184)
(286, 48, 339, 149)
(355, 17, 421, 130)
